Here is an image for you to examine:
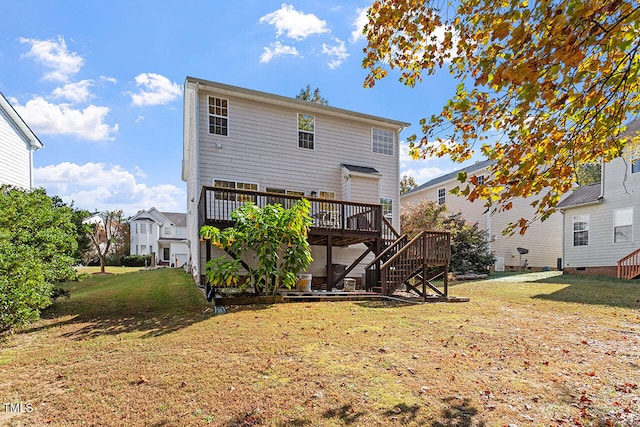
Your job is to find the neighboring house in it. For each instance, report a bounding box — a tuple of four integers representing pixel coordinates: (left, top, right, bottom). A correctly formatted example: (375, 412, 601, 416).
(401, 159, 564, 272)
(0, 91, 43, 189)
(129, 208, 189, 267)
(558, 120, 640, 278)
(182, 77, 416, 290)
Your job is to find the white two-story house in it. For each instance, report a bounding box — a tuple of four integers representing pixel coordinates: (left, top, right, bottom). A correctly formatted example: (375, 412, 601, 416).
(558, 119, 640, 278)
(129, 208, 189, 268)
(0, 92, 43, 189)
(401, 160, 564, 272)
(182, 77, 425, 292)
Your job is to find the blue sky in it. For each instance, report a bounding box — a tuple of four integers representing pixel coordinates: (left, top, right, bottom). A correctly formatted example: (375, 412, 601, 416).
(1, 1, 472, 216)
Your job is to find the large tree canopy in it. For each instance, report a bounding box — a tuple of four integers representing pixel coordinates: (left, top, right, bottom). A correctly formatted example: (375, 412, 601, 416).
(363, 0, 640, 233)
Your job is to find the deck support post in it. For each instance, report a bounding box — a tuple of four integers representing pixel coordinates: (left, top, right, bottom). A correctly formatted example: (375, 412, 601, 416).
(326, 234, 333, 291)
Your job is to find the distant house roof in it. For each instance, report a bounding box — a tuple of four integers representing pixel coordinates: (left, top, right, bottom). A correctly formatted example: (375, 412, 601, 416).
(341, 164, 380, 175)
(623, 117, 640, 136)
(404, 159, 496, 196)
(557, 183, 602, 209)
(163, 212, 186, 227)
(0, 92, 43, 150)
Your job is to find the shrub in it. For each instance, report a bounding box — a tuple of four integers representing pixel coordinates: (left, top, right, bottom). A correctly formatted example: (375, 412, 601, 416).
(121, 255, 151, 267)
(0, 186, 77, 333)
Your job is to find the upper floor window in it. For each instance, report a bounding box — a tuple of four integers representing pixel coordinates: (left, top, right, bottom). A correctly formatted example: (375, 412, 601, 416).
(572, 215, 589, 246)
(208, 97, 228, 136)
(372, 128, 394, 155)
(614, 208, 633, 243)
(164, 227, 171, 236)
(437, 187, 446, 205)
(476, 174, 485, 185)
(298, 114, 315, 149)
(140, 223, 147, 233)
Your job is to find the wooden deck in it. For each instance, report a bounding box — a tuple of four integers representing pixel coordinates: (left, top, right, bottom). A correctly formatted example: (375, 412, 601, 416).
(198, 186, 454, 299)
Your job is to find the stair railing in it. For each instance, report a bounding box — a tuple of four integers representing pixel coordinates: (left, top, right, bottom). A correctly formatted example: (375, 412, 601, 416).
(617, 247, 640, 279)
(380, 231, 450, 295)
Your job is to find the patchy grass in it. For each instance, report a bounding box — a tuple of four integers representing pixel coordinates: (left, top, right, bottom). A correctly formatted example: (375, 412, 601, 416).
(1, 270, 638, 426)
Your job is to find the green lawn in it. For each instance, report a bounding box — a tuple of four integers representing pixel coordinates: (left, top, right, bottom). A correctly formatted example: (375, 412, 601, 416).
(1, 270, 638, 426)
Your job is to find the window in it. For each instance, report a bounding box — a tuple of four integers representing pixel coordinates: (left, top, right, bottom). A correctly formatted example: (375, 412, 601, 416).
(298, 114, 315, 149)
(141, 244, 147, 252)
(140, 223, 147, 233)
(614, 208, 633, 243)
(208, 97, 228, 136)
(573, 215, 589, 246)
(372, 128, 394, 155)
(437, 187, 446, 205)
(164, 227, 171, 236)
(266, 187, 286, 194)
(213, 179, 257, 202)
(477, 175, 485, 185)
(287, 190, 305, 197)
(380, 197, 393, 220)
(318, 190, 335, 211)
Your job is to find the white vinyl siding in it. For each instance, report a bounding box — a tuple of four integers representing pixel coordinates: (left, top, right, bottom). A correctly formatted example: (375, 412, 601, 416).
(400, 163, 563, 270)
(573, 215, 589, 246)
(614, 208, 633, 243)
(372, 128, 393, 155)
(0, 109, 34, 189)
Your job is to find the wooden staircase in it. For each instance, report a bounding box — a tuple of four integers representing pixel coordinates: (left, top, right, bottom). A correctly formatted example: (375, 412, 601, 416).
(617, 247, 640, 279)
(365, 230, 451, 300)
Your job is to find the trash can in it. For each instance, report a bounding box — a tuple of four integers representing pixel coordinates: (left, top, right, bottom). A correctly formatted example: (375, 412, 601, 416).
(332, 263, 346, 288)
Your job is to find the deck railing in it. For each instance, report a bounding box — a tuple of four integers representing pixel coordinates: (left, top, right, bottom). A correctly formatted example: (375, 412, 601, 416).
(617, 247, 640, 279)
(198, 186, 382, 234)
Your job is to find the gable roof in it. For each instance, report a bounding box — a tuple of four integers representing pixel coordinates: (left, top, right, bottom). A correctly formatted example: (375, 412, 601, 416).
(556, 183, 602, 209)
(404, 159, 496, 196)
(0, 92, 43, 150)
(129, 208, 186, 227)
(162, 212, 186, 227)
(186, 77, 411, 130)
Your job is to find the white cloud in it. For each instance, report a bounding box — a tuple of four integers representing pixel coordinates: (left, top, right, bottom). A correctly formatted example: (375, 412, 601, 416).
(322, 38, 349, 69)
(259, 4, 329, 40)
(13, 96, 118, 141)
(51, 79, 94, 103)
(259, 41, 301, 63)
(34, 162, 185, 215)
(19, 36, 84, 82)
(399, 142, 451, 184)
(350, 8, 369, 43)
(100, 75, 117, 84)
(128, 73, 181, 106)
